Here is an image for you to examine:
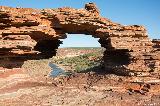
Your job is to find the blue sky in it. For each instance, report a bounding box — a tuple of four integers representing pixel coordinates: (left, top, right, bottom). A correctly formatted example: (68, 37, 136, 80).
(0, 0, 159, 47)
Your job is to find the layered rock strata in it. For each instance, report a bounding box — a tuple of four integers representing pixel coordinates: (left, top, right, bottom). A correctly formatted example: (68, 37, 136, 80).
(0, 3, 159, 76)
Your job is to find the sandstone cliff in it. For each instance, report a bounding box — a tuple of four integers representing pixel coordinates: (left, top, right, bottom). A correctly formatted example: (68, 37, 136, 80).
(0, 3, 159, 76)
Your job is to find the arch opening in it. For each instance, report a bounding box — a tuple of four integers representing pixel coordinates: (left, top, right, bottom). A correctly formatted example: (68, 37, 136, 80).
(59, 34, 101, 48)
(32, 34, 132, 75)
(52, 34, 105, 73)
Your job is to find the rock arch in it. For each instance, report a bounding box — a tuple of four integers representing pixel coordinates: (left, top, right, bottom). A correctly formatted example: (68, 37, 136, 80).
(0, 3, 159, 76)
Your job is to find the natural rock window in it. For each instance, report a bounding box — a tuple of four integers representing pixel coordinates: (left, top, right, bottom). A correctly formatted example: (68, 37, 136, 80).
(0, 3, 159, 76)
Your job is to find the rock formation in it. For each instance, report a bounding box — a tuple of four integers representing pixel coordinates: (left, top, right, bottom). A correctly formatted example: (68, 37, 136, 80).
(0, 3, 159, 76)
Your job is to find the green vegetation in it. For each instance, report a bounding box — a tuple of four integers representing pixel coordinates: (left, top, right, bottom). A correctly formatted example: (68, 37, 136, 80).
(51, 50, 104, 73)
(22, 48, 104, 77)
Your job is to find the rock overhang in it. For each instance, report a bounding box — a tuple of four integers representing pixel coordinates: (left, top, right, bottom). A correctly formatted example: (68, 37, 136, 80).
(0, 3, 159, 76)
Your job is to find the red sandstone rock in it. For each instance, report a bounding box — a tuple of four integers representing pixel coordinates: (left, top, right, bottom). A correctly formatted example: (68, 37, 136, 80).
(0, 3, 159, 76)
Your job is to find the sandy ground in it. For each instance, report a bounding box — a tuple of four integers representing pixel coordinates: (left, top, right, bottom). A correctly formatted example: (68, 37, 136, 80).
(0, 48, 160, 106)
(0, 67, 160, 106)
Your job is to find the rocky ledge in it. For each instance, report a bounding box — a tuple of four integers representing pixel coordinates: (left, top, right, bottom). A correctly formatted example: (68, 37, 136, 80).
(0, 3, 159, 76)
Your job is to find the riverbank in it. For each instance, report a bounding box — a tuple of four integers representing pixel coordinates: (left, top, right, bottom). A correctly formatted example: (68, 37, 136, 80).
(22, 47, 104, 77)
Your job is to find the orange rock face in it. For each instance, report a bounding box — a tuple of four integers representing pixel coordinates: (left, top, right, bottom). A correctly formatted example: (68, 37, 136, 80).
(0, 3, 159, 76)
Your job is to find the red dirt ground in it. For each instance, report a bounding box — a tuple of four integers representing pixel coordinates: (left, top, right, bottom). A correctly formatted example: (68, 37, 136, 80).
(0, 67, 160, 106)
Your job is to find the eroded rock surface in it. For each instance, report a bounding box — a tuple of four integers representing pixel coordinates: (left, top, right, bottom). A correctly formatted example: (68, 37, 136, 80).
(0, 3, 159, 75)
